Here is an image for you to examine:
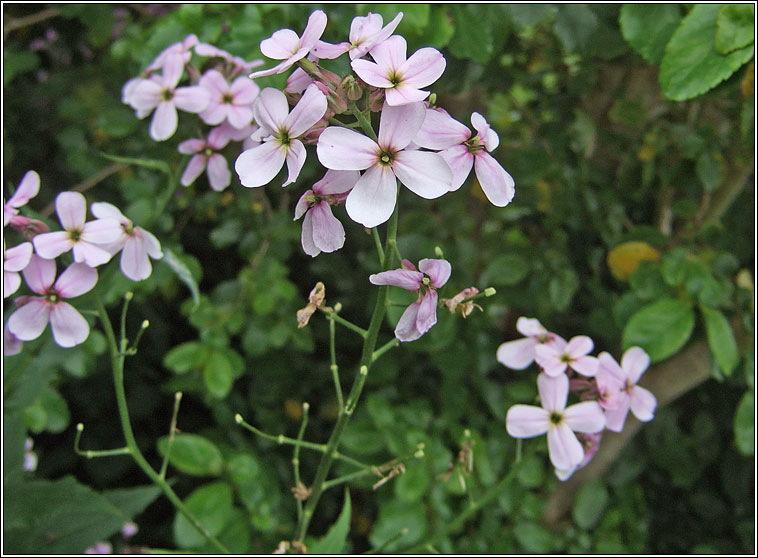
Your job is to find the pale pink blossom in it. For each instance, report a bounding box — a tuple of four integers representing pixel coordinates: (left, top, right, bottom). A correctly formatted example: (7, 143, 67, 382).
(90, 202, 163, 282)
(370, 258, 451, 342)
(496, 316, 567, 370)
(535, 335, 599, 378)
(596, 348, 657, 432)
(351, 35, 445, 106)
(33, 192, 122, 267)
(7, 255, 97, 348)
(554, 432, 602, 481)
(4, 170, 40, 227)
(347, 12, 404, 60)
(193, 43, 264, 75)
(235, 84, 327, 188)
(4, 242, 33, 297)
(295, 170, 359, 257)
(250, 10, 328, 79)
(506, 373, 606, 471)
(317, 101, 452, 228)
(4, 323, 23, 356)
(414, 109, 515, 206)
(145, 34, 198, 74)
(128, 53, 210, 141)
(198, 70, 259, 129)
(178, 125, 239, 191)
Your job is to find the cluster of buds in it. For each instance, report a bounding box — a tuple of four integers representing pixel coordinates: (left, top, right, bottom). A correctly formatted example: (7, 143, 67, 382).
(3, 171, 162, 353)
(499, 317, 657, 480)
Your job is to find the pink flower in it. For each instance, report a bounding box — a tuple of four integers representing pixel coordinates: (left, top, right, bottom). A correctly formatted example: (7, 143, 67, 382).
(178, 126, 237, 191)
(235, 84, 327, 188)
(4, 323, 23, 356)
(4, 170, 40, 227)
(193, 43, 264, 75)
(33, 192, 122, 267)
(4, 242, 33, 297)
(144, 34, 198, 74)
(90, 203, 163, 282)
(347, 12, 404, 60)
(294, 170, 359, 257)
(128, 53, 210, 141)
(250, 10, 328, 79)
(555, 432, 603, 481)
(596, 347, 657, 432)
(317, 101, 452, 228)
(535, 335, 599, 378)
(351, 35, 445, 106)
(414, 109, 515, 207)
(506, 373, 606, 471)
(7, 255, 97, 348)
(198, 70, 259, 129)
(496, 316, 567, 370)
(370, 258, 451, 342)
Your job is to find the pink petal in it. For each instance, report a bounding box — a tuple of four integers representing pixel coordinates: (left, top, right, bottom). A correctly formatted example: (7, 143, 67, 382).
(571, 355, 599, 378)
(311, 40, 351, 59)
(54, 262, 98, 298)
(177, 138, 206, 155)
(564, 401, 606, 433)
(497, 337, 538, 370)
(56, 191, 86, 230)
(120, 237, 152, 281)
(378, 101, 426, 152)
(161, 53, 184, 89)
(285, 67, 313, 95)
(207, 153, 231, 191)
(566, 335, 594, 358)
(317, 127, 379, 171)
(418, 258, 451, 288)
(230, 76, 259, 104)
(535, 344, 567, 377)
(369, 269, 424, 291)
(309, 202, 345, 254)
(505, 404, 550, 438)
(181, 154, 208, 186)
(473, 152, 515, 207)
(150, 101, 178, 141)
(199, 69, 229, 97)
(299, 10, 328, 51)
(394, 299, 423, 342)
(471, 112, 499, 151)
(249, 58, 294, 79)
(384, 85, 430, 107)
(129, 79, 162, 111)
(350, 59, 393, 88)
(415, 290, 438, 335)
(351, 12, 403, 60)
(226, 105, 254, 129)
(399, 47, 445, 88)
(350, 13, 384, 45)
(415, 109, 470, 150)
(4, 323, 23, 355)
(294, 190, 312, 221)
(369, 35, 406, 71)
(81, 218, 123, 245)
(173, 86, 211, 113)
(345, 165, 397, 228)
(90, 202, 128, 224)
(629, 386, 656, 422)
(547, 424, 584, 470)
(622, 346, 650, 384)
(604, 395, 631, 432)
(4, 271, 21, 297)
(440, 146, 474, 191)
(7, 298, 51, 341)
(284, 84, 327, 137)
(517, 317, 548, 337)
(49, 300, 90, 347)
(254, 88, 290, 134)
(392, 150, 452, 199)
(72, 242, 114, 267)
(261, 29, 301, 59)
(235, 140, 287, 188)
(4, 242, 33, 272)
(8, 170, 40, 208)
(538, 372, 569, 413)
(597, 352, 626, 385)
(300, 211, 320, 257)
(283, 140, 307, 186)
(139, 228, 163, 260)
(21, 254, 56, 294)
(313, 169, 360, 196)
(199, 101, 228, 126)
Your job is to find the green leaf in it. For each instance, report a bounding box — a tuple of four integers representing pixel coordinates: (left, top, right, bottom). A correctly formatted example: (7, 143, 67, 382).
(3, 49, 40, 86)
(164, 341, 208, 374)
(573, 479, 609, 529)
(173, 481, 234, 549)
(157, 433, 224, 477)
(715, 4, 754, 54)
(369, 500, 426, 552)
(733, 390, 754, 455)
(99, 151, 172, 177)
(554, 4, 598, 53)
(309, 489, 352, 554)
(203, 351, 235, 399)
(4, 476, 131, 553)
(619, 4, 682, 64)
(39, 388, 70, 434)
(102, 485, 162, 519)
(449, 5, 496, 64)
(418, 7, 456, 49)
(485, 253, 529, 286)
(549, 268, 579, 312)
(696, 151, 723, 193)
(622, 298, 695, 362)
(514, 520, 556, 553)
(700, 306, 739, 377)
(659, 5, 755, 101)
(163, 248, 201, 309)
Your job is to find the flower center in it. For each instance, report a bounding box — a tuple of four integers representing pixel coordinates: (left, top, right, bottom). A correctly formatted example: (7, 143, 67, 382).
(378, 148, 394, 167)
(68, 227, 83, 242)
(387, 70, 402, 87)
(222, 92, 234, 104)
(275, 129, 291, 146)
(560, 353, 573, 364)
(204, 147, 214, 157)
(45, 291, 60, 304)
(161, 88, 174, 102)
(464, 136, 486, 154)
(422, 276, 431, 286)
(549, 412, 563, 426)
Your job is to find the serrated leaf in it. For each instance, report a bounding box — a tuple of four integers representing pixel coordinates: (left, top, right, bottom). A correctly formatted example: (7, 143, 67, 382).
(619, 4, 682, 64)
(162, 248, 201, 309)
(700, 306, 739, 377)
(622, 298, 695, 362)
(157, 433, 224, 477)
(173, 482, 233, 549)
(660, 5, 754, 101)
(734, 390, 754, 455)
(715, 4, 754, 54)
(309, 489, 351, 554)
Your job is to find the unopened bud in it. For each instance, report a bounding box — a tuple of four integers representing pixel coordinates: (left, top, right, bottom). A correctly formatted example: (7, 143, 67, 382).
(334, 302, 343, 312)
(234, 413, 243, 424)
(434, 246, 444, 258)
(484, 287, 496, 297)
(140, 319, 150, 330)
(427, 93, 437, 107)
(341, 75, 363, 101)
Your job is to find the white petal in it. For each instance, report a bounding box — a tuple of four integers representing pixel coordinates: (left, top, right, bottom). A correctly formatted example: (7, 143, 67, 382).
(345, 165, 397, 228)
(392, 150, 452, 199)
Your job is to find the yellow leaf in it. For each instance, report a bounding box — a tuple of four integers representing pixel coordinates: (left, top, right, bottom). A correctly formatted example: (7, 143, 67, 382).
(607, 241, 661, 281)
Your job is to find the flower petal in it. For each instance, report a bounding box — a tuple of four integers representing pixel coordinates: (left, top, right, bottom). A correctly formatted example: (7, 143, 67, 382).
(369, 269, 423, 291)
(505, 405, 550, 438)
(283, 140, 307, 187)
(8, 170, 40, 208)
(440, 146, 474, 191)
(310, 202, 345, 254)
(418, 258, 451, 288)
(317, 127, 378, 171)
(299, 10, 328, 51)
(55, 191, 86, 230)
(8, 298, 50, 341)
(394, 299, 423, 342)
(535, 344, 567, 378)
(350, 59, 393, 88)
(564, 401, 606, 433)
(181, 154, 208, 186)
(392, 150, 452, 199)
(547, 423, 584, 470)
(235, 140, 287, 188)
(345, 165, 397, 228)
(378, 101, 426, 152)
(415, 109, 470, 150)
(173, 86, 211, 114)
(284, 83, 327, 138)
(622, 346, 650, 384)
(226, 105, 254, 129)
(415, 290, 438, 335)
(538, 372, 569, 413)
(384, 85, 430, 107)
(207, 153, 231, 191)
(54, 262, 97, 298)
(369, 35, 406, 72)
(21, 254, 56, 294)
(4, 271, 21, 297)
(473, 152, 515, 207)
(128, 79, 162, 111)
(81, 218, 123, 245)
(49, 301, 90, 347)
(300, 210, 320, 257)
(497, 337, 538, 370)
(604, 394, 631, 432)
(630, 386, 657, 422)
(72, 241, 114, 267)
(399, 47, 446, 89)
(120, 237, 152, 281)
(4, 242, 33, 272)
(516, 317, 548, 337)
(597, 352, 626, 385)
(260, 28, 301, 59)
(571, 355, 599, 378)
(313, 169, 360, 196)
(90, 202, 128, 224)
(254, 88, 290, 134)
(150, 101, 178, 141)
(471, 112, 499, 151)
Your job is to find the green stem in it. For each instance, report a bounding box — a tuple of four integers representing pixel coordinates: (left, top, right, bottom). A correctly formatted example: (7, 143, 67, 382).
(74, 423, 131, 459)
(159, 392, 183, 480)
(349, 102, 379, 142)
(329, 318, 344, 411)
(293, 402, 310, 522)
(294, 198, 400, 543)
(372, 338, 400, 363)
(326, 311, 368, 338)
(95, 296, 230, 554)
(372, 228, 385, 264)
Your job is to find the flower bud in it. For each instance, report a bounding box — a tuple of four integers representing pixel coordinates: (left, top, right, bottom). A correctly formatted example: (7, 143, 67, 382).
(341, 75, 363, 101)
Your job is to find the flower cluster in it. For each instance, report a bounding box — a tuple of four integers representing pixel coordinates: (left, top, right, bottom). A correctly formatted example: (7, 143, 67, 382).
(499, 317, 657, 480)
(122, 35, 262, 191)
(3, 172, 162, 352)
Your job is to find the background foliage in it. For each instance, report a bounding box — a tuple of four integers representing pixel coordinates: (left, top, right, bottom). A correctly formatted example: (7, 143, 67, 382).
(3, 3, 754, 554)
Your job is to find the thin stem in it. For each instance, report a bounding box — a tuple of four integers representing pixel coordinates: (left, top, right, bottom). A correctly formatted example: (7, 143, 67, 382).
(329, 318, 344, 411)
(120, 292, 133, 354)
(372, 338, 399, 363)
(159, 392, 183, 480)
(326, 311, 368, 338)
(4, 7, 60, 38)
(74, 423, 131, 459)
(293, 402, 310, 523)
(96, 296, 230, 554)
(372, 228, 385, 265)
(367, 528, 409, 554)
(349, 102, 379, 142)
